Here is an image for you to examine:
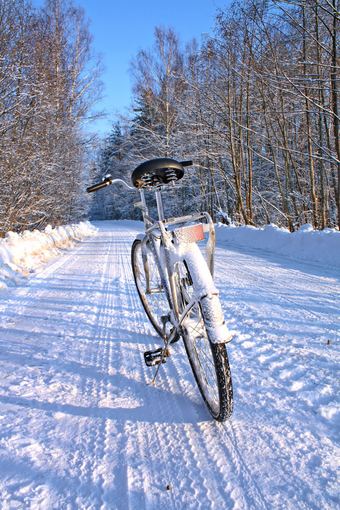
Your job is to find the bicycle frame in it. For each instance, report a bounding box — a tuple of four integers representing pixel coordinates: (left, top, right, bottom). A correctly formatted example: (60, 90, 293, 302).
(105, 181, 215, 275)
(134, 186, 217, 341)
(106, 178, 227, 344)
(138, 188, 215, 270)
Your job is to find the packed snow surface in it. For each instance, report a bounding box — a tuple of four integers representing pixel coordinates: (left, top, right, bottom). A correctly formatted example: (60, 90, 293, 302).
(0, 220, 339, 509)
(0, 221, 97, 288)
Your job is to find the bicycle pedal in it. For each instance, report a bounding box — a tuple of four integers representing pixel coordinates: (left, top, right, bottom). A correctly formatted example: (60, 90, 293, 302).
(144, 347, 169, 367)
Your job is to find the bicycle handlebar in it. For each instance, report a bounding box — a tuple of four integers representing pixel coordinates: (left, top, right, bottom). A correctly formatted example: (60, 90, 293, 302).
(87, 177, 135, 193)
(86, 177, 112, 193)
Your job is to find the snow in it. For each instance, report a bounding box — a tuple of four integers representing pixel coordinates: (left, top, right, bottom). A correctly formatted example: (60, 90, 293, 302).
(0, 220, 339, 509)
(216, 223, 340, 269)
(0, 221, 97, 289)
(175, 240, 234, 343)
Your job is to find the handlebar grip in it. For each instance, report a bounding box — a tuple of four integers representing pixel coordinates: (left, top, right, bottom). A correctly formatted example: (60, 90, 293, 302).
(86, 179, 111, 193)
(181, 160, 193, 167)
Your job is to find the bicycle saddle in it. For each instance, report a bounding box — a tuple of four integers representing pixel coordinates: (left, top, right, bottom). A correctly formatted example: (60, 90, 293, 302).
(131, 158, 185, 188)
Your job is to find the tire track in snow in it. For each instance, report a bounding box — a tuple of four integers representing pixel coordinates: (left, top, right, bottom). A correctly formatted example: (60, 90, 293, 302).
(117, 230, 174, 510)
(151, 355, 268, 510)
(88, 226, 154, 509)
(86, 229, 140, 510)
(113, 230, 147, 510)
(71, 231, 116, 509)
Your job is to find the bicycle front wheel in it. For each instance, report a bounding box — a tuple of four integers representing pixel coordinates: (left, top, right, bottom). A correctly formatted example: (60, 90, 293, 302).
(176, 261, 233, 421)
(131, 239, 171, 337)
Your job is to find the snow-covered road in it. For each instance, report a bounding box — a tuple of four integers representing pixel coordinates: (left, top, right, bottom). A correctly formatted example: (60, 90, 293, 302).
(0, 221, 339, 509)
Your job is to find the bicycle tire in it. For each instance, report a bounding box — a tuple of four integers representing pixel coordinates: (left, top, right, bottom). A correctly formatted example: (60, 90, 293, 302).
(175, 261, 233, 421)
(131, 239, 171, 338)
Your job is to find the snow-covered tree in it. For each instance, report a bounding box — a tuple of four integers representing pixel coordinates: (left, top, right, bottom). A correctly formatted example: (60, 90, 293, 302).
(0, 0, 102, 234)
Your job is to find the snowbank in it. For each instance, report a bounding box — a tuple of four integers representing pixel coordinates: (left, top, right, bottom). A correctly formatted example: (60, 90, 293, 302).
(216, 223, 340, 270)
(0, 221, 97, 289)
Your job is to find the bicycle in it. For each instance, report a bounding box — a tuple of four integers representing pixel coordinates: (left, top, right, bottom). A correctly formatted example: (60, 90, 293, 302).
(87, 158, 234, 421)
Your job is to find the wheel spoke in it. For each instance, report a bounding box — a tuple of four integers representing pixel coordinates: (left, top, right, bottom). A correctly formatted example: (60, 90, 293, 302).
(191, 344, 216, 382)
(132, 241, 170, 335)
(176, 263, 221, 409)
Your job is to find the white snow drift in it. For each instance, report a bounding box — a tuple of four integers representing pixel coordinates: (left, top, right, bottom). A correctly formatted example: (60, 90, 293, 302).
(1, 220, 339, 290)
(0, 221, 97, 288)
(216, 223, 340, 270)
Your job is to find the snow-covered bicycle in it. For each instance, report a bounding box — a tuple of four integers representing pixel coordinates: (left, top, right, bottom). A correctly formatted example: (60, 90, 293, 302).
(87, 158, 234, 421)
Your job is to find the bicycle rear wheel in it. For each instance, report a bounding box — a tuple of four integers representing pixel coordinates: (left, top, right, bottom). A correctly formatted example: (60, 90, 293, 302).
(176, 261, 233, 421)
(131, 239, 171, 337)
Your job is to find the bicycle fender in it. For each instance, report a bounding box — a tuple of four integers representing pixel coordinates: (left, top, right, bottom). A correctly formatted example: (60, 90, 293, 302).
(200, 294, 234, 344)
(179, 243, 235, 344)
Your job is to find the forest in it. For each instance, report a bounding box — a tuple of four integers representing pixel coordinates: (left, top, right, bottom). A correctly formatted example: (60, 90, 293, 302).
(0, 0, 101, 235)
(1, 0, 339, 233)
(94, 0, 340, 231)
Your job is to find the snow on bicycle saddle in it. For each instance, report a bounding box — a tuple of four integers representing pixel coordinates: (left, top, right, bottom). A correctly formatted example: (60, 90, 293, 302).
(131, 158, 184, 188)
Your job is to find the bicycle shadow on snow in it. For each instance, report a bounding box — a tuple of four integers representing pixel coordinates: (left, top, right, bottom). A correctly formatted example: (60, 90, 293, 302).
(0, 266, 211, 425)
(0, 331, 209, 425)
(0, 382, 208, 426)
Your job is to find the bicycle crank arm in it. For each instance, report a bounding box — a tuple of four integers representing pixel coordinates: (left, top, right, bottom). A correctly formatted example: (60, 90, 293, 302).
(159, 301, 196, 346)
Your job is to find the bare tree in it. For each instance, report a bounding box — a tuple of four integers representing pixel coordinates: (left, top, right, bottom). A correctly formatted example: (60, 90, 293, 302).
(0, 0, 102, 234)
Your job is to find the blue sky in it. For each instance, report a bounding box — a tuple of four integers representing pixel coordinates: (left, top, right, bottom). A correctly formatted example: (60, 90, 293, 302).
(33, 0, 229, 134)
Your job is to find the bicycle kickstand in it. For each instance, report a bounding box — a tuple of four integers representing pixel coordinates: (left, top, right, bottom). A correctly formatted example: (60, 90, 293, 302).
(147, 315, 176, 385)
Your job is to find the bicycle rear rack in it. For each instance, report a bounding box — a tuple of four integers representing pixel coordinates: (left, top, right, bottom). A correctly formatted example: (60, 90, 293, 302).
(165, 212, 216, 276)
